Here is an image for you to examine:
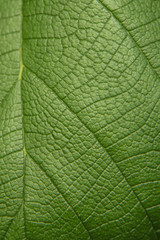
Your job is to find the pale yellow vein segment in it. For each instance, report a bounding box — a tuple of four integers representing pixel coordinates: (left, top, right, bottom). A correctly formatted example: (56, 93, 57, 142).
(18, 47, 24, 81)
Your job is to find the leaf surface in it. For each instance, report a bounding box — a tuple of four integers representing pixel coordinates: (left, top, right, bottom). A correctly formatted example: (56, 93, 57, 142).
(0, 0, 160, 239)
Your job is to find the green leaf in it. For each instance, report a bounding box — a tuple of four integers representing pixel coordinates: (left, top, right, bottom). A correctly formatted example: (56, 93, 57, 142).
(0, 0, 160, 239)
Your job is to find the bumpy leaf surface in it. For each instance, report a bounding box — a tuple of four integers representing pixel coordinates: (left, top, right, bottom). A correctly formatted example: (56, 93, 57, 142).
(0, 0, 160, 239)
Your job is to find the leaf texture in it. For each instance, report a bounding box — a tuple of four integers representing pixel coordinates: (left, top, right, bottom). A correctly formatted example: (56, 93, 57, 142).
(0, 0, 160, 239)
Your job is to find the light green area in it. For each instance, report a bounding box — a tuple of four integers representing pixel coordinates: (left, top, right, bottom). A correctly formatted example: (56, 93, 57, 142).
(0, 0, 160, 239)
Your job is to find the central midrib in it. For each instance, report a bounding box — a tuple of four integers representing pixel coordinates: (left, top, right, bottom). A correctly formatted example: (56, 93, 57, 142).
(19, 0, 27, 238)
